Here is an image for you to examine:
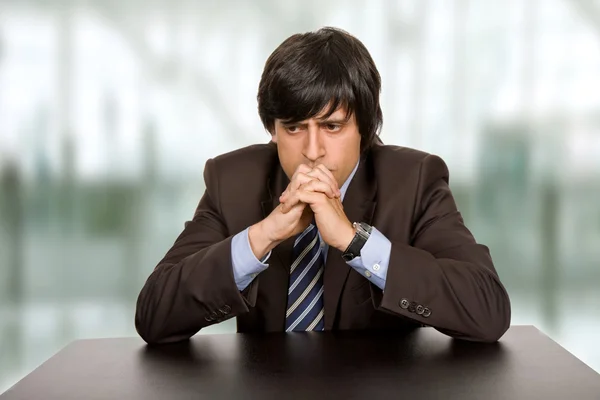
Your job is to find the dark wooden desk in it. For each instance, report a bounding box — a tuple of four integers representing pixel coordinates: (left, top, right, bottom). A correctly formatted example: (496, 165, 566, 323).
(1, 325, 599, 399)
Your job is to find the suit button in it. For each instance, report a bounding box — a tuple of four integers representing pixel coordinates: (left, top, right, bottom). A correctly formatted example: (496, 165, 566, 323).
(399, 298, 410, 309)
(416, 305, 424, 315)
(422, 307, 431, 318)
(205, 312, 217, 321)
(408, 301, 417, 313)
(220, 305, 231, 315)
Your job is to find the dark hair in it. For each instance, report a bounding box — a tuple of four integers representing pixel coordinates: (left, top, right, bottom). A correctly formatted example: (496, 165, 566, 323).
(257, 27, 383, 152)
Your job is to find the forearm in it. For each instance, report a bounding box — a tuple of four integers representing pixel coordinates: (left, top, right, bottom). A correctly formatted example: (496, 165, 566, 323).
(376, 242, 511, 342)
(248, 221, 282, 260)
(135, 236, 250, 344)
(374, 154, 511, 342)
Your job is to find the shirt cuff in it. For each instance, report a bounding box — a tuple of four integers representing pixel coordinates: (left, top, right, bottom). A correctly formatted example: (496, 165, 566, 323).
(231, 227, 271, 291)
(346, 227, 391, 291)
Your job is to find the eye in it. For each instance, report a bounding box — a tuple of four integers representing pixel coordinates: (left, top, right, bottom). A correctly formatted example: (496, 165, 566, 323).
(325, 124, 342, 132)
(285, 125, 302, 134)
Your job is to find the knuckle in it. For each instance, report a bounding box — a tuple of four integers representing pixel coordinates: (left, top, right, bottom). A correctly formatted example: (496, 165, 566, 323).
(300, 173, 314, 182)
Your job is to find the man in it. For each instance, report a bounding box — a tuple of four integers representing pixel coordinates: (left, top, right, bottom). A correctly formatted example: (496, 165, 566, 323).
(135, 27, 511, 344)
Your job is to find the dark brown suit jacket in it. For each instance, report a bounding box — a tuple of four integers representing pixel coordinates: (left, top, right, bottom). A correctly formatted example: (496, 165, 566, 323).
(135, 142, 511, 344)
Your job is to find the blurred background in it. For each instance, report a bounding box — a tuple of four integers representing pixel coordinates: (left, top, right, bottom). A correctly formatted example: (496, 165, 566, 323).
(1, 0, 600, 391)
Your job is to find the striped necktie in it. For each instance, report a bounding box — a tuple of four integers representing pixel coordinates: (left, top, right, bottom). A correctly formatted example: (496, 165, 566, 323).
(285, 223, 325, 331)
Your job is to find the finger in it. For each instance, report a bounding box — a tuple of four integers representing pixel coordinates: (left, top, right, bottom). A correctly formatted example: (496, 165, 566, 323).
(290, 172, 317, 192)
(280, 199, 305, 214)
(290, 164, 313, 186)
(280, 190, 306, 213)
(280, 172, 314, 200)
(281, 179, 336, 203)
(280, 178, 306, 203)
(280, 198, 297, 214)
(315, 164, 338, 185)
(292, 189, 327, 207)
(300, 180, 338, 198)
(306, 167, 340, 196)
(281, 187, 310, 212)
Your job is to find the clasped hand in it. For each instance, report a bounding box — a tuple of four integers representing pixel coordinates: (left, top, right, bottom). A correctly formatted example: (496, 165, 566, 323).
(278, 164, 354, 252)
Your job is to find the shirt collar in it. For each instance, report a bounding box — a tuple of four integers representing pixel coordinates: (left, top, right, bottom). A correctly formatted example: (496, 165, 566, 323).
(339, 158, 360, 201)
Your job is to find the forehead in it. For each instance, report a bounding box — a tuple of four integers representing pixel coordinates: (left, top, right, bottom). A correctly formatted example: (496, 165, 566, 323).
(313, 106, 350, 121)
(283, 106, 352, 124)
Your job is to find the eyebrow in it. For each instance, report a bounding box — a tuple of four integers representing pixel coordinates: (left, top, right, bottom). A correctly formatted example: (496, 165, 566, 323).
(318, 118, 348, 124)
(283, 118, 348, 127)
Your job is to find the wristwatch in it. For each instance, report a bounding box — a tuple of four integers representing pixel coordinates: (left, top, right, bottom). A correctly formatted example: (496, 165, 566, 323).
(341, 222, 373, 261)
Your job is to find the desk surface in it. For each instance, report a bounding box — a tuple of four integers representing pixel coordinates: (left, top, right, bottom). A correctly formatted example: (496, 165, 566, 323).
(1, 325, 599, 400)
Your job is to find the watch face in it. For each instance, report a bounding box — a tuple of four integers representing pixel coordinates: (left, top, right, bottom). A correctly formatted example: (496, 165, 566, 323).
(356, 223, 370, 239)
(360, 222, 373, 233)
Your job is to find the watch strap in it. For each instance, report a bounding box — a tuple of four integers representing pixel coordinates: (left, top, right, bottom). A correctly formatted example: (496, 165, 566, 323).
(342, 222, 372, 261)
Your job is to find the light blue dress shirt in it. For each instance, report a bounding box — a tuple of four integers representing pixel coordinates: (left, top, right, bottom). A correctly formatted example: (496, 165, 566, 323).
(230, 160, 392, 291)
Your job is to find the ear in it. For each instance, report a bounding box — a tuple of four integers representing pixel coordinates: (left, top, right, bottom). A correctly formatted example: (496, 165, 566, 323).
(270, 131, 278, 143)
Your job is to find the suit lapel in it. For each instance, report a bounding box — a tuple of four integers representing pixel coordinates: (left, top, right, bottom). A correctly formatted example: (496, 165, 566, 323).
(323, 150, 377, 329)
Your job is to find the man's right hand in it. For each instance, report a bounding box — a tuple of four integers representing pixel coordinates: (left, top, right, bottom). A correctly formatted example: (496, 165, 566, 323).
(248, 164, 340, 260)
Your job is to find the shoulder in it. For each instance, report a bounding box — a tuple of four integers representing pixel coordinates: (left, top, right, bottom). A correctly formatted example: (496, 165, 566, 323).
(370, 144, 449, 177)
(367, 144, 451, 199)
(204, 142, 278, 181)
(210, 142, 278, 173)
(202, 142, 278, 201)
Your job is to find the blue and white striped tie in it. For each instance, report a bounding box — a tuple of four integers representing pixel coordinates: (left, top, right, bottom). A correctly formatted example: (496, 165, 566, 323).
(285, 223, 325, 331)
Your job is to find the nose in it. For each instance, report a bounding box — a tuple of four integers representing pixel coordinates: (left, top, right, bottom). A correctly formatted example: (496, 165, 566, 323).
(302, 125, 326, 163)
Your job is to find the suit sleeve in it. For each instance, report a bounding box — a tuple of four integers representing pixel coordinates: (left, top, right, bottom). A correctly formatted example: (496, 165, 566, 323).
(373, 154, 511, 342)
(135, 158, 259, 344)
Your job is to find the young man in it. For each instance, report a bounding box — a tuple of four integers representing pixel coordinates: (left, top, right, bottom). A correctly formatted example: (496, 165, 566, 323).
(135, 27, 511, 344)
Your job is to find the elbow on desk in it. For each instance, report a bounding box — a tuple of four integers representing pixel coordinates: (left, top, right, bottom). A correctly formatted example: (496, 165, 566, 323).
(134, 307, 167, 345)
(482, 281, 512, 342)
(466, 269, 513, 343)
(437, 287, 512, 343)
(438, 318, 510, 343)
(135, 315, 162, 345)
(135, 312, 196, 345)
(137, 330, 188, 346)
(473, 317, 510, 343)
(491, 307, 512, 342)
(134, 288, 197, 345)
(453, 295, 512, 343)
(134, 285, 168, 344)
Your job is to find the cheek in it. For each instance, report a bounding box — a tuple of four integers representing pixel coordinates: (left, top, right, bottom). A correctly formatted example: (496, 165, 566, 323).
(278, 151, 301, 178)
(329, 144, 355, 165)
